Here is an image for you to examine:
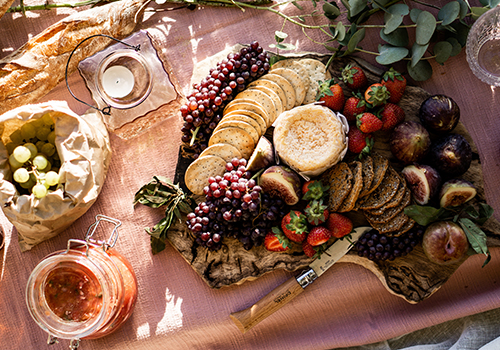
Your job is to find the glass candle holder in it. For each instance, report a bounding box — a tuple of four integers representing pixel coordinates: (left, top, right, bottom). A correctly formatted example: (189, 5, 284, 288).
(466, 6, 500, 86)
(26, 215, 138, 349)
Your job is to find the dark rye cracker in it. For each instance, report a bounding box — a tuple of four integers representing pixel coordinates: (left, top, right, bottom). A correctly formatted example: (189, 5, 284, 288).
(367, 210, 410, 234)
(366, 186, 411, 218)
(338, 161, 363, 212)
(323, 162, 352, 212)
(368, 172, 407, 214)
(362, 152, 389, 197)
(358, 167, 400, 210)
(359, 155, 374, 197)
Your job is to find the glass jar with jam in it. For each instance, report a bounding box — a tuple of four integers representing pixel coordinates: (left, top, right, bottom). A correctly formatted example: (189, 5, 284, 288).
(26, 215, 138, 349)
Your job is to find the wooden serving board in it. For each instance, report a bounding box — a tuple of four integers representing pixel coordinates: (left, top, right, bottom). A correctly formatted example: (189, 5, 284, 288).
(169, 53, 500, 303)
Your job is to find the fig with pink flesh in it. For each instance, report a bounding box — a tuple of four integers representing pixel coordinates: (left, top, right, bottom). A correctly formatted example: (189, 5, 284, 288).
(246, 136, 275, 172)
(422, 221, 469, 265)
(401, 164, 441, 205)
(260, 165, 302, 205)
(390, 121, 431, 164)
(439, 179, 476, 207)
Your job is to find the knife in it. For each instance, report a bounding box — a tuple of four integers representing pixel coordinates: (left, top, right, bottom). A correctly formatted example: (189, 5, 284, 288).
(229, 226, 372, 333)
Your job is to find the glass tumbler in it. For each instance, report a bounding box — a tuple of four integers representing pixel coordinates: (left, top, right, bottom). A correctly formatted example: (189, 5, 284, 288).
(466, 5, 500, 86)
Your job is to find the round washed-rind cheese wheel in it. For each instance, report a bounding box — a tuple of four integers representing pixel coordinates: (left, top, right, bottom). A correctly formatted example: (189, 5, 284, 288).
(273, 105, 347, 177)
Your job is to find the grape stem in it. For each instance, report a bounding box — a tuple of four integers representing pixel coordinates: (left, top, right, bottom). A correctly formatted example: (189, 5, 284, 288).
(189, 126, 200, 147)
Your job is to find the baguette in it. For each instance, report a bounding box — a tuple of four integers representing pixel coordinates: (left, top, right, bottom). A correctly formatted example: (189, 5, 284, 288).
(0, 0, 149, 116)
(0, 0, 15, 20)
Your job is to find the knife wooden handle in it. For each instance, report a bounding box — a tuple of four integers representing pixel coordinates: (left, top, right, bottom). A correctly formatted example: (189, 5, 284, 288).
(230, 276, 304, 333)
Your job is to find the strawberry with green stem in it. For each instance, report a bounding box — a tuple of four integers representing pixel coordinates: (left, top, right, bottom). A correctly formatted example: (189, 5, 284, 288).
(340, 64, 368, 90)
(381, 68, 407, 104)
(302, 180, 329, 201)
(364, 83, 390, 107)
(307, 226, 332, 246)
(379, 103, 405, 131)
(281, 210, 309, 243)
(343, 92, 367, 122)
(264, 227, 290, 252)
(347, 127, 374, 156)
(325, 213, 353, 239)
(316, 79, 345, 112)
(305, 199, 329, 225)
(356, 112, 383, 133)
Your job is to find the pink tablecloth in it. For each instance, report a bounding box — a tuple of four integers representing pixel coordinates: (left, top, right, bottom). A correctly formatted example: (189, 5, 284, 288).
(1, 1, 500, 349)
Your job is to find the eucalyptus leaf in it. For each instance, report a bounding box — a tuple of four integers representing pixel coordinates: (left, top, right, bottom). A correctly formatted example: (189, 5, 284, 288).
(479, 0, 488, 5)
(407, 59, 433, 81)
(438, 1, 460, 26)
(384, 4, 409, 34)
(434, 41, 453, 64)
(380, 27, 409, 46)
(410, 8, 422, 23)
(457, 0, 469, 19)
(348, 0, 366, 17)
(471, 7, 489, 20)
(411, 42, 429, 67)
(323, 2, 340, 19)
(275, 43, 296, 50)
(292, 0, 303, 10)
(337, 22, 346, 41)
(376, 44, 409, 65)
(404, 205, 443, 226)
(416, 11, 437, 45)
(346, 27, 365, 54)
(449, 21, 470, 46)
(275, 31, 288, 43)
(446, 37, 462, 56)
(371, 0, 392, 9)
(459, 218, 491, 266)
(490, 0, 500, 7)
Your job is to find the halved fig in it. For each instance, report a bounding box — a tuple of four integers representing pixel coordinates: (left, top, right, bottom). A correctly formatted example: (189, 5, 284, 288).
(401, 164, 441, 205)
(260, 165, 302, 205)
(247, 136, 275, 172)
(439, 179, 476, 207)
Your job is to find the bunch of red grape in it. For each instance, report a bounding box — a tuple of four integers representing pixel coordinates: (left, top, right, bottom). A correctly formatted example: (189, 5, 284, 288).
(180, 41, 271, 158)
(186, 158, 287, 251)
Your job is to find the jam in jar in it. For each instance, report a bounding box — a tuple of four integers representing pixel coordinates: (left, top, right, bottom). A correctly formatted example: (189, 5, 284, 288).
(26, 215, 137, 347)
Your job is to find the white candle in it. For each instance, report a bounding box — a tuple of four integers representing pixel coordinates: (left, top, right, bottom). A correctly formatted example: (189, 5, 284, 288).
(101, 65, 135, 98)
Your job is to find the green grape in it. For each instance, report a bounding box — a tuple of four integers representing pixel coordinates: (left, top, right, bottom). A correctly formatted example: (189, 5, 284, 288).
(41, 113, 54, 127)
(32, 155, 48, 170)
(5, 142, 16, 155)
(20, 123, 36, 140)
(40, 160, 52, 173)
(13, 145, 31, 163)
(31, 119, 44, 129)
(35, 141, 46, 151)
(24, 142, 38, 159)
(36, 126, 51, 141)
(47, 131, 56, 145)
(13, 168, 30, 183)
(32, 183, 48, 198)
(19, 174, 36, 189)
(10, 129, 23, 144)
(9, 154, 23, 169)
(41, 143, 55, 157)
(45, 171, 59, 186)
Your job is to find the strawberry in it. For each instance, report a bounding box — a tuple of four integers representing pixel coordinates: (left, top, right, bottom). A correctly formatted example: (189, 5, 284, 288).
(343, 93, 366, 122)
(281, 210, 309, 243)
(307, 226, 332, 246)
(379, 103, 405, 131)
(347, 127, 374, 155)
(302, 180, 329, 201)
(302, 240, 327, 258)
(325, 213, 353, 239)
(356, 112, 383, 133)
(364, 83, 390, 107)
(304, 199, 329, 225)
(264, 227, 290, 252)
(316, 79, 345, 111)
(381, 67, 406, 104)
(340, 64, 368, 90)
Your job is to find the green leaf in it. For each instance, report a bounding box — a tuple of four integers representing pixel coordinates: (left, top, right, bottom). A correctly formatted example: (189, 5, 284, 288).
(446, 37, 463, 56)
(346, 27, 366, 54)
(434, 41, 453, 64)
(438, 1, 460, 26)
(410, 8, 422, 23)
(479, 0, 488, 5)
(371, 0, 393, 9)
(151, 236, 166, 255)
(380, 27, 409, 46)
(416, 11, 437, 45)
(411, 42, 429, 67)
(348, 0, 366, 17)
(458, 218, 491, 267)
(404, 205, 443, 226)
(477, 203, 494, 225)
(456, 0, 469, 19)
(336, 22, 346, 41)
(323, 2, 340, 19)
(292, 0, 303, 10)
(275, 31, 288, 43)
(471, 7, 489, 20)
(376, 44, 409, 65)
(384, 4, 410, 34)
(449, 21, 470, 46)
(407, 59, 433, 81)
(274, 43, 296, 50)
(490, 0, 500, 7)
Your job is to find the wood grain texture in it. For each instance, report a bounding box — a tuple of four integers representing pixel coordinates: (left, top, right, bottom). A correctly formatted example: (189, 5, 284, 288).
(0, 0, 15, 20)
(169, 54, 500, 303)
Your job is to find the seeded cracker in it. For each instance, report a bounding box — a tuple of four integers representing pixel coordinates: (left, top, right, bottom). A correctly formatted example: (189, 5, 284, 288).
(323, 162, 352, 212)
(367, 210, 410, 235)
(199, 143, 242, 162)
(365, 187, 411, 223)
(338, 161, 363, 212)
(362, 152, 389, 197)
(209, 127, 255, 159)
(270, 67, 306, 106)
(223, 99, 271, 128)
(246, 86, 284, 117)
(258, 73, 296, 110)
(359, 156, 374, 197)
(248, 79, 289, 112)
(233, 89, 277, 125)
(214, 120, 260, 145)
(185, 155, 227, 195)
(358, 167, 400, 210)
(222, 112, 266, 136)
(298, 58, 328, 104)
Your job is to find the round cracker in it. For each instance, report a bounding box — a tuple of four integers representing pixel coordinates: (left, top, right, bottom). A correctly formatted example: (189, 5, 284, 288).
(271, 59, 311, 92)
(222, 112, 266, 136)
(270, 67, 306, 106)
(299, 58, 329, 104)
(248, 79, 289, 112)
(258, 73, 296, 110)
(233, 90, 277, 126)
(223, 99, 271, 127)
(245, 86, 283, 120)
(185, 155, 227, 195)
(199, 143, 242, 162)
(209, 127, 255, 159)
(214, 120, 260, 145)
